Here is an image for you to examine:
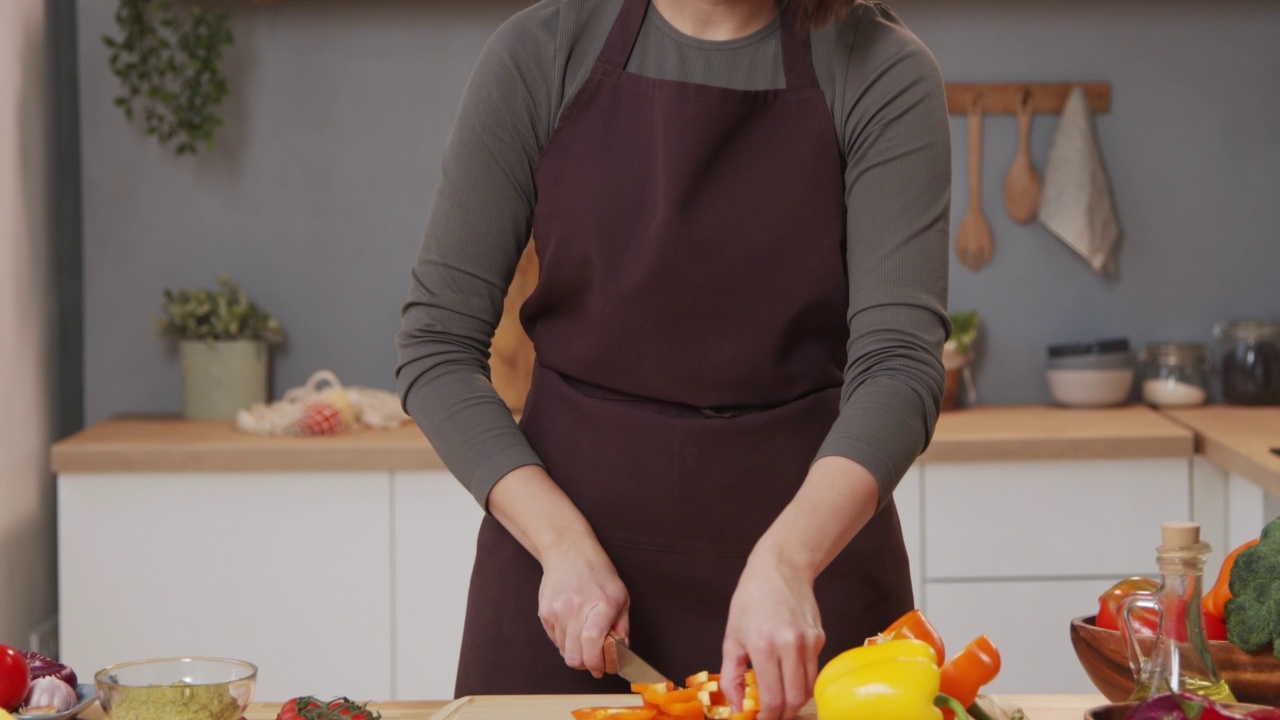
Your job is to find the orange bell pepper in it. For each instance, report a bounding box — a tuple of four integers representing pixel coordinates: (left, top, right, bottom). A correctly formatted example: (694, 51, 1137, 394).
(938, 635, 1001, 720)
(1203, 537, 1260, 620)
(867, 609, 947, 667)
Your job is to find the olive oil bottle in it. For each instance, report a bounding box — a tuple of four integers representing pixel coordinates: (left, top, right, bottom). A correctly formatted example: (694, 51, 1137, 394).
(1122, 522, 1235, 702)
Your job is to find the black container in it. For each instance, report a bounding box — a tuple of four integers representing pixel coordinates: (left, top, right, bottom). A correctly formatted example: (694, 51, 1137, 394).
(1212, 320, 1280, 406)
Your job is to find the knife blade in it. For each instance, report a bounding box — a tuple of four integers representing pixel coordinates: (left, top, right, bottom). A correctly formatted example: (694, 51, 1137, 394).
(603, 632, 670, 685)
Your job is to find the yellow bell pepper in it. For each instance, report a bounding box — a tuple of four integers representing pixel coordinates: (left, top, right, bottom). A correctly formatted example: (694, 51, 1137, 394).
(814, 639, 969, 720)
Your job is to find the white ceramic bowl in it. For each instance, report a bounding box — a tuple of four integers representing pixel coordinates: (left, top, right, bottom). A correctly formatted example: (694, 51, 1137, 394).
(1045, 351, 1135, 371)
(1046, 368, 1135, 407)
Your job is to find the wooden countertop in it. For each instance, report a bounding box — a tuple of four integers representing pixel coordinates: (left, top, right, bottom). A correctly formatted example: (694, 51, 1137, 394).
(919, 405, 1193, 463)
(77, 699, 449, 720)
(1163, 406, 1280, 496)
(75, 693, 1109, 720)
(50, 417, 447, 474)
(51, 405, 1195, 474)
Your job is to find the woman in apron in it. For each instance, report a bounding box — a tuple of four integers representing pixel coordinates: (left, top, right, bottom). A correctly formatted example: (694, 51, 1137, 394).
(396, 1, 951, 718)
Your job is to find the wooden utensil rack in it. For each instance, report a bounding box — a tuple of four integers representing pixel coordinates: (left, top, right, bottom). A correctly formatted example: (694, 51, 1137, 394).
(945, 82, 1111, 115)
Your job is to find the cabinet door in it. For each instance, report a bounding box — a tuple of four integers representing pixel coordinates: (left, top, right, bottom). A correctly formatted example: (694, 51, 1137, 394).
(392, 471, 484, 700)
(923, 459, 1190, 579)
(895, 465, 924, 607)
(925, 579, 1103, 694)
(58, 472, 393, 702)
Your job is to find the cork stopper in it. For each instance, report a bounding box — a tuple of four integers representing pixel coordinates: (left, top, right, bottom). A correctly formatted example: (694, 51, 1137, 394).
(1161, 521, 1201, 548)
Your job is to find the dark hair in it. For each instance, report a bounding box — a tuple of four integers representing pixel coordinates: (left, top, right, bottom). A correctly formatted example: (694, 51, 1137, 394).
(784, 0, 860, 30)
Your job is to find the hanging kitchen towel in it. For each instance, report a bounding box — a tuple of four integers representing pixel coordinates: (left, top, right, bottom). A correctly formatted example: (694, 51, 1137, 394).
(1038, 85, 1122, 275)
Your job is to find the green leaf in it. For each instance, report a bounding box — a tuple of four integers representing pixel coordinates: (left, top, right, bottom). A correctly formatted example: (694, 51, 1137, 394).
(107, 0, 233, 157)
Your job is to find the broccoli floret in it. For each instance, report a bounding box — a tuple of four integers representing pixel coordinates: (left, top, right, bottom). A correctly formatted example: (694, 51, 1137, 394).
(1262, 516, 1280, 542)
(1223, 587, 1275, 651)
(1224, 516, 1280, 659)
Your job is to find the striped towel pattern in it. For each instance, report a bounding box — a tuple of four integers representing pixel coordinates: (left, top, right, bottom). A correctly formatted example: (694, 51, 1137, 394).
(1038, 85, 1121, 275)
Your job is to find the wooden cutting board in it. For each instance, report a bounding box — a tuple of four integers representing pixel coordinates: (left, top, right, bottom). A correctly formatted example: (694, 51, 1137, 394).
(427, 693, 1107, 720)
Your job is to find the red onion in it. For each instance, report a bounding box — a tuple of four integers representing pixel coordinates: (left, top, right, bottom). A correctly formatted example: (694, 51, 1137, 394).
(20, 651, 76, 688)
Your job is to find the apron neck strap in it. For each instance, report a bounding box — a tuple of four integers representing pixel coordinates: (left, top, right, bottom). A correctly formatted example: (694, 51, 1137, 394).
(596, 0, 821, 91)
(778, 4, 819, 90)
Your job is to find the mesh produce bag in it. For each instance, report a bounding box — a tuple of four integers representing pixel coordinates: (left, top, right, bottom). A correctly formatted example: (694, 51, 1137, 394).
(235, 370, 409, 436)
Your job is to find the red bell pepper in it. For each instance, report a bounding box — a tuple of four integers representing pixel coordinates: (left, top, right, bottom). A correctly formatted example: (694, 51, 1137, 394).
(1097, 577, 1161, 634)
(1096, 576, 1228, 641)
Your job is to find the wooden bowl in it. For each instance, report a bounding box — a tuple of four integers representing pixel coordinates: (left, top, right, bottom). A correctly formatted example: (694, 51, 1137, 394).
(1084, 701, 1272, 720)
(1071, 615, 1280, 706)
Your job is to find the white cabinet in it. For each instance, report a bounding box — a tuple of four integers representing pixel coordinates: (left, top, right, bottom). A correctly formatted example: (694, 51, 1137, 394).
(911, 458, 1193, 694)
(925, 579, 1103, 694)
(895, 466, 924, 606)
(60, 455, 1233, 699)
(391, 471, 484, 701)
(58, 472, 393, 702)
(922, 459, 1190, 579)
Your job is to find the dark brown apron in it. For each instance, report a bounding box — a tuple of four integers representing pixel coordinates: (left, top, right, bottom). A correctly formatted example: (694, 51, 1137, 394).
(454, 0, 912, 696)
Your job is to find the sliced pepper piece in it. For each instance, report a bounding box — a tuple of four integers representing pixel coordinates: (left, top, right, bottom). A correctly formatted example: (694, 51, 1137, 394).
(939, 635, 1001, 719)
(570, 708, 656, 720)
(660, 699, 705, 717)
(685, 671, 720, 687)
(867, 609, 948, 667)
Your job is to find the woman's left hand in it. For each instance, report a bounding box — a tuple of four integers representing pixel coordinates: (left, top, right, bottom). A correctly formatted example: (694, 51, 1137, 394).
(719, 550, 825, 720)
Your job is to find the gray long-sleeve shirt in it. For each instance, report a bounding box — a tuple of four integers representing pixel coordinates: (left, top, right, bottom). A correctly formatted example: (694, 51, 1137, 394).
(396, 0, 951, 510)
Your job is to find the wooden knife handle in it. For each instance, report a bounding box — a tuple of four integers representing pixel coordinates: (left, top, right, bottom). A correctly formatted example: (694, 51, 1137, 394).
(603, 632, 621, 676)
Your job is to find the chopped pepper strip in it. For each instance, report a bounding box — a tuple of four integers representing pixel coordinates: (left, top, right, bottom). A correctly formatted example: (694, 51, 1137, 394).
(939, 634, 1001, 718)
(814, 639, 946, 720)
(570, 708, 656, 720)
(867, 609, 948, 667)
(685, 671, 719, 687)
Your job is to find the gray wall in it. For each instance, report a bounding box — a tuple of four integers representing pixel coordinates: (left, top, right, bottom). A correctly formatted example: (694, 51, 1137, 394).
(78, 0, 1280, 422)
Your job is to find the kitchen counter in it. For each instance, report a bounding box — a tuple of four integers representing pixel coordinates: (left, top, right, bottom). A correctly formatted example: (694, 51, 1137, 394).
(51, 405, 1194, 474)
(1163, 406, 1280, 497)
(76, 693, 1110, 720)
(77, 700, 450, 720)
(919, 405, 1192, 463)
(49, 416, 447, 473)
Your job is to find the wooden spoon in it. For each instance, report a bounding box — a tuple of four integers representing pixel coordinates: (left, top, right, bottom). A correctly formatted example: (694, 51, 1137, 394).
(1003, 90, 1041, 224)
(956, 99, 993, 271)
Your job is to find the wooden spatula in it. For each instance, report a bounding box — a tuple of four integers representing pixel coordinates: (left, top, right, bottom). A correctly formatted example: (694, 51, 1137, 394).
(956, 99, 994, 271)
(1003, 90, 1041, 224)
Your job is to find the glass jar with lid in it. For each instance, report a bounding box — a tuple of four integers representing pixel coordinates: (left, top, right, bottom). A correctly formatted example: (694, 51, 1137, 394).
(1212, 320, 1280, 406)
(1138, 343, 1210, 407)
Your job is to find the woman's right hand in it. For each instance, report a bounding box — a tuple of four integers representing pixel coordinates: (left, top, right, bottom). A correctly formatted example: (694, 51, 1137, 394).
(538, 542, 631, 678)
(487, 464, 630, 679)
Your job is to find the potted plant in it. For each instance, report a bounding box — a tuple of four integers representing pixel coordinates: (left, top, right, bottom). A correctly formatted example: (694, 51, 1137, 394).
(942, 310, 980, 410)
(156, 275, 285, 421)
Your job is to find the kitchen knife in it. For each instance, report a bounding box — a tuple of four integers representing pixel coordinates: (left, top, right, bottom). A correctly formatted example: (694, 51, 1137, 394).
(603, 632, 670, 685)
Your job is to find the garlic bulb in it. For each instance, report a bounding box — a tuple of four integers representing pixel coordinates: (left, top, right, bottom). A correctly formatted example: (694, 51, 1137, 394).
(24, 676, 78, 712)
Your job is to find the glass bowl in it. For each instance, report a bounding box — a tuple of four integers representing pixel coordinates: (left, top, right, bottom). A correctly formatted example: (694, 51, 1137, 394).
(94, 657, 257, 720)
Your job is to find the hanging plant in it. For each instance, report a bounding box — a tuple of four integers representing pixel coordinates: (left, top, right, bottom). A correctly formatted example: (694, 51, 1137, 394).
(103, 0, 234, 155)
